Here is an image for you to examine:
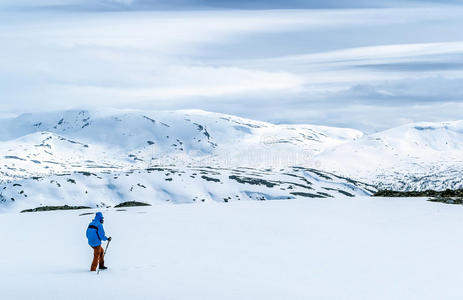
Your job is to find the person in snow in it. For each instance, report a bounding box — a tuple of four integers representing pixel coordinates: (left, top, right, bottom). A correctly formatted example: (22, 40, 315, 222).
(86, 212, 112, 271)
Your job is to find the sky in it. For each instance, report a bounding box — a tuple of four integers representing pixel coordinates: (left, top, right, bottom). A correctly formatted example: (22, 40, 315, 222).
(1, 0, 463, 132)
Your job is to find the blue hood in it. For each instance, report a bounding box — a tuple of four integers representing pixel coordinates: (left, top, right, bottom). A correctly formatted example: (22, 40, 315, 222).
(94, 212, 103, 222)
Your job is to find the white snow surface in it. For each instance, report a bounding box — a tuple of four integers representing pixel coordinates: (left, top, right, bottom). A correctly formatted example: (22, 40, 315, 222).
(0, 109, 361, 178)
(0, 109, 373, 212)
(2, 198, 463, 300)
(0, 109, 462, 212)
(317, 120, 463, 190)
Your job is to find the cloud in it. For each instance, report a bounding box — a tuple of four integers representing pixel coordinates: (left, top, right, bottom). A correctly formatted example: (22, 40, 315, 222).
(46, 66, 304, 100)
(1, 4, 463, 131)
(345, 77, 463, 102)
(354, 61, 463, 72)
(2, 0, 462, 11)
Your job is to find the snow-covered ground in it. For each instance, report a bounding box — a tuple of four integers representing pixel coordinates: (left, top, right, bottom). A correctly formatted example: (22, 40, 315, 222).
(0, 109, 374, 211)
(2, 197, 463, 300)
(318, 120, 463, 190)
(0, 109, 462, 213)
(0, 166, 374, 212)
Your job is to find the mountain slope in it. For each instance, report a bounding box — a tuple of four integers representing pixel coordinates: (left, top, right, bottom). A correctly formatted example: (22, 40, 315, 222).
(0, 109, 369, 212)
(317, 120, 463, 190)
(0, 109, 362, 180)
(0, 109, 461, 211)
(0, 166, 374, 212)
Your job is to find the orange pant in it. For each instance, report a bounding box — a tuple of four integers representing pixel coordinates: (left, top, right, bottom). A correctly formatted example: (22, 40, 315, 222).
(90, 245, 105, 271)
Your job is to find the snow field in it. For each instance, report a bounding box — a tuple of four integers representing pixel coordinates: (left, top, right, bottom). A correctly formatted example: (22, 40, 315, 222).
(2, 197, 463, 300)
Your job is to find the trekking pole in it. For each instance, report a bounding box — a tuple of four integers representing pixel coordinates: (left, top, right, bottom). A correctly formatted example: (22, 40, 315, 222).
(103, 239, 111, 255)
(97, 240, 111, 274)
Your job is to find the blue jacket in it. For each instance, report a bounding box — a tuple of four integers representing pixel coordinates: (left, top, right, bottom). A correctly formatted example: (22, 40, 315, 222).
(86, 212, 108, 247)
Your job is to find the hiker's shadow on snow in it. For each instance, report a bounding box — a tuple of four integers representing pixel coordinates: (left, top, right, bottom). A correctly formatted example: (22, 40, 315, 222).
(50, 268, 99, 275)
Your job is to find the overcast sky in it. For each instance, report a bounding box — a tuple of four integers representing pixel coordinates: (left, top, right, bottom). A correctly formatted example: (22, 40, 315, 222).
(1, 0, 463, 132)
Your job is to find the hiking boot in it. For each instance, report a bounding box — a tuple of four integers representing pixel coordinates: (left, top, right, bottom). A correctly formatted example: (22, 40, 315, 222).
(99, 266, 108, 270)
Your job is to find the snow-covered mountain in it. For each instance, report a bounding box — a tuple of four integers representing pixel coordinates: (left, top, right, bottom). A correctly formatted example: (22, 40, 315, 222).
(0, 109, 362, 180)
(0, 109, 461, 211)
(0, 109, 370, 212)
(317, 120, 463, 191)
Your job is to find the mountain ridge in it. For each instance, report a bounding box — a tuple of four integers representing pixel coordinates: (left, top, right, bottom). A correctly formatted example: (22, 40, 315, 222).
(0, 108, 460, 211)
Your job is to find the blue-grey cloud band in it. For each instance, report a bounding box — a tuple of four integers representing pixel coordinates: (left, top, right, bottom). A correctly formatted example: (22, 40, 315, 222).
(2, 0, 462, 10)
